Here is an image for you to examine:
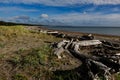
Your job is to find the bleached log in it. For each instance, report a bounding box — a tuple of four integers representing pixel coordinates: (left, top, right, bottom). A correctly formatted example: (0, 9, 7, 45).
(57, 40, 69, 48)
(77, 40, 102, 46)
(64, 39, 73, 49)
(54, 47, 65, 59)
(52, 39, 120, 80)
(47, 31, 58, 34)
(115, 53, 120, 56)
(40, 30, 47, 33)
(67, 42, 112, 80)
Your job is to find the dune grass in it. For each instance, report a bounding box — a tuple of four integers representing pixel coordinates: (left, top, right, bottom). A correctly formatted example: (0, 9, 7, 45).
(0, 25, 60, 42)
(115, 73, 120, 80)
(0, 25, 62, 79)
(0, 25, 29, 40)
(8, 44, 53, 80)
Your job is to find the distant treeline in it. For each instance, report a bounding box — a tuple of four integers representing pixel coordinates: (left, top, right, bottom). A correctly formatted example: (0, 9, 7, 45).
(0, 21, 42, 26)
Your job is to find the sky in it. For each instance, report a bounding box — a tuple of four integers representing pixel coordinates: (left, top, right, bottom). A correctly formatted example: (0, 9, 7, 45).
(0, 0, 120, 26)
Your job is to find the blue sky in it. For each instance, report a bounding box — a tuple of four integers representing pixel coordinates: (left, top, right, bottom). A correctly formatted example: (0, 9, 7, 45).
(0, 0, 120, 26)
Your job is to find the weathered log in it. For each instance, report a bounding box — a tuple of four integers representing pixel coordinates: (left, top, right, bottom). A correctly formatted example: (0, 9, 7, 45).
(52, 39, 120, 80)
(54, 47, 65, 59)
(77, 40, 102, 46)
(47, 31, 58, 34)
(56, 33, 66, 38)
(102, 40, 120, 50)
(79, 34, 94, 40)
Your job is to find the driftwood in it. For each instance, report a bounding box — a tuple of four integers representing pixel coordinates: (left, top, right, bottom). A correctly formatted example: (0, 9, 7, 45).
(52, 39, 120, 80)
(40, 30, 95, 41)
(40, 30, 120, 79)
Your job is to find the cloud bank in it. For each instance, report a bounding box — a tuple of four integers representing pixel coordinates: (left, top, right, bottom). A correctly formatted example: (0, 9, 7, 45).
(0, 0, 120, 6)
(6, 13, 120, 26)
(51, 13, 120, 26)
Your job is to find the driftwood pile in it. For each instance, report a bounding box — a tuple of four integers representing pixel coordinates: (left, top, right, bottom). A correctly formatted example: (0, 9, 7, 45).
(49, 31, 120, 80)
(40, 30, 120, 80)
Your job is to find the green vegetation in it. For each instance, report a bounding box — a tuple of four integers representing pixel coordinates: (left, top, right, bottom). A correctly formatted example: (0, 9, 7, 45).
(0, 54, 5, 60)
(16, 48, 25, 54)
(0, 25, 61, 80)
(9, 44, 52, 67)
(21, 45, 52, 67)
(12, 74, 28, 80)
(0, 43, 5, 48)
(0, 25, 60, 42)
(7, 44, 54, 80)
(0, 26, 29, 40)
(115, 73, 120, 80)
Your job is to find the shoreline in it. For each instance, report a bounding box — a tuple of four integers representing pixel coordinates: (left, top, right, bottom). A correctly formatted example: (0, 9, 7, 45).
(28, 26, 120, 41)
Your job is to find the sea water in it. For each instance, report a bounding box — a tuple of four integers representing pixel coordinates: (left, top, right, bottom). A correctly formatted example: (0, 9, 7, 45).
(45, 26, 120, 36)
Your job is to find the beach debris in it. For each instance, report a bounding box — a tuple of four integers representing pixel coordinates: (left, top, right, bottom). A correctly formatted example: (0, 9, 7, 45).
(80, 34, 94, 40)
(47, 31, 58, 34)
(52, 38, 120, 80)
(116, 53, 120, 56)
(102, 40, 120, 50)
(40, 30, 48, 33)
(77, 40, 102, 46)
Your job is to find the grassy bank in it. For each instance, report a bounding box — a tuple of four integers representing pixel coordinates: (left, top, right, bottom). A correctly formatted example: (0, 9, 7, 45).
(0, 25, 80, 80)
(0, 25, 57, 80)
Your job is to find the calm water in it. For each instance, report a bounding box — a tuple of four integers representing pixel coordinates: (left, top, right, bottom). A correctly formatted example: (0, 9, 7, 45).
(45, 26, 120, 36)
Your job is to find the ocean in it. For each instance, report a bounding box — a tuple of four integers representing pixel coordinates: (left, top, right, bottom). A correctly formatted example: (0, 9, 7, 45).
(45, 26, 120, 36)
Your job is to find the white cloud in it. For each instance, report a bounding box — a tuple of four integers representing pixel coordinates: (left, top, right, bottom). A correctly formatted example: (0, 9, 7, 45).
(40, 14, 49, 18)
(4, 12, 120, 26)
(0, 0, 120, 6)
(7, 15, 31, 23)
(50, 13, 120, 26)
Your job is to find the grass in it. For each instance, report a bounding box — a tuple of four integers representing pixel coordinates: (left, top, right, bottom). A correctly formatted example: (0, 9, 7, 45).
(9, 44, 52, 68)
(0, 25, 30, 41)
(0, 54, 5, 60)
(115, 73, 120, 80)
(16, 48, 25, 54)
(0, 25, 61, 42)
(12, 74, 28, 80)
(7, 44, 54, 80)
(0, 43, 5, 48)
(21, 45, 52, 67)
(0, 25, 63, 80)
